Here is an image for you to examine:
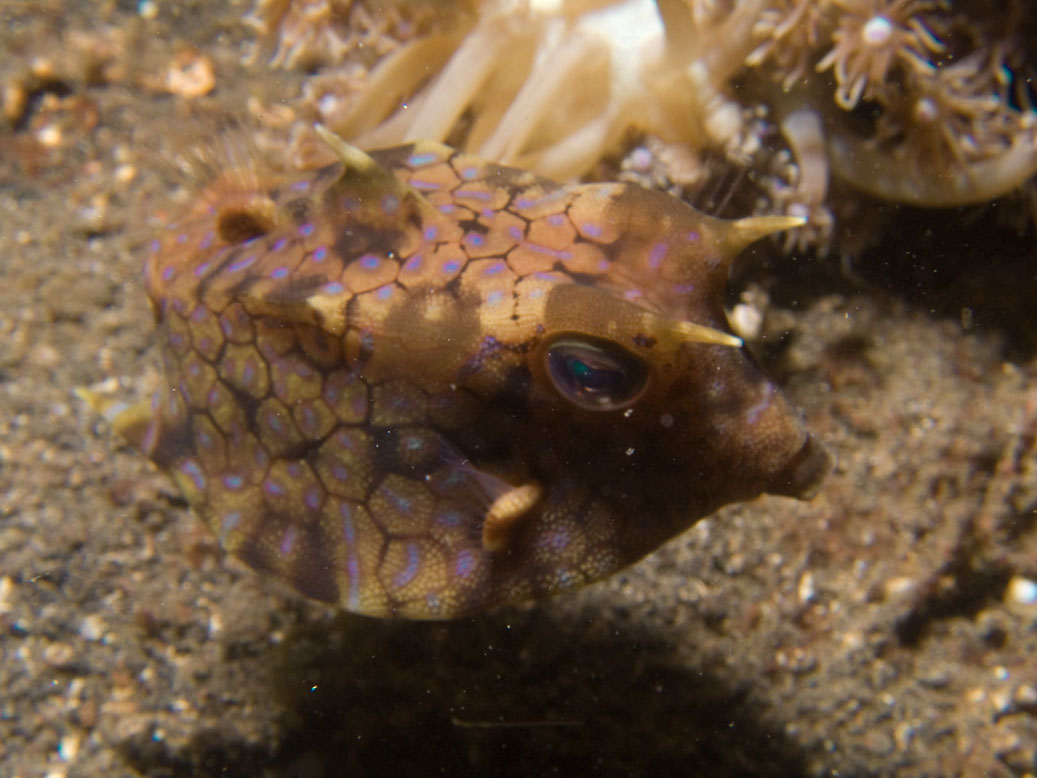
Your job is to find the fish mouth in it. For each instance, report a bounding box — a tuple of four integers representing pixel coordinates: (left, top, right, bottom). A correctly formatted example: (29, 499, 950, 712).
(766, 434, 833, 500)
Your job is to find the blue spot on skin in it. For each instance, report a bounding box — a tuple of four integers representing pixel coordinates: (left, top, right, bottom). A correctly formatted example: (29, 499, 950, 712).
(442, 260, 461, 274)
(557, 570, 579, 588)
(394, 543, 421, 588)
(436, 510, 462, 527)
(465, 233, 485, 248)
(199, 231, 215, 250)
(223, 474, 244, 490)
(623, 288, 644, 301)
(649, 242, 668, 269)
(346, 556, 360, 610)
(299, 223, 315, 237)
(191, 305, 209, 322)
(387, 487, 413, 514)
(264, 410, 284, 434)
(177, 232, 189, 244)
(673, 283, 696, 294)
(454, 549, 476, 578)
(227, 255, 257, 273)
(527, 288, 544, 300)
(539, 527, 571, 552)
(270, 267, 289, 280)
(341, 504, 356, 542)
(280, 525, 297, 556)
(524, 242, 571, 261)
(264, 479, 286, 497)
(409, 179, 440, 191)
(331, 464, 349, 482)
(272, 238, 288, 252)
(305, 487, 322, 510)
(321, 281, 345, 294)
(455, 188, 491, 201)
(375, 284, 395, 301)
(686, 230, 701, 242)
(547, 214, 565, 227)
(423, 225, 439, 241)
(220, 511, 241, 541)
(180, 460, 206, 491)
(312, 246, 327, 262)
(407, 152, 439, 167)
(161, 266, 175, 281)
(508, 225, 523, 240)
(515, 197, 536, 209)
(360, 254, 380, 270)
(437, 203, 455, 214)
(403, 255, 423, 272)
(486, 290, 505, 306)
(482, 261, 505, 276)
(745, 384, 775, 426)
(340, 504, 360, 609)
(291, 179, 311, 192)
(461, 166, 479, 179)
(580, 222, 603, 238)
(254, 447, 270, 470)
(150, 239, 160, 253)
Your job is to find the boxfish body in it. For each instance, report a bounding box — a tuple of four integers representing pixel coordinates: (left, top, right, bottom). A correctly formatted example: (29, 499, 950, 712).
(103, 127, 829, 618)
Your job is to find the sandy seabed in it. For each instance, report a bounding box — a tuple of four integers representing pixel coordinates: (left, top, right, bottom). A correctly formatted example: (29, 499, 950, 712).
(1, 2, 1035, 776)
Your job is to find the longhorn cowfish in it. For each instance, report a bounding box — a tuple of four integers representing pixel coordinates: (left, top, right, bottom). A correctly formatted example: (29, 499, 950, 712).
(92, 126, 830, 618)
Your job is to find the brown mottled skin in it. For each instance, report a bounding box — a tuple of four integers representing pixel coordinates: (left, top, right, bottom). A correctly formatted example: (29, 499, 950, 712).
(108, 130, 829, 619)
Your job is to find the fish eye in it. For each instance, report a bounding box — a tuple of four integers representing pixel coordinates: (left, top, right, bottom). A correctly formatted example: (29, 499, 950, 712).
(544, 336, 649, 411)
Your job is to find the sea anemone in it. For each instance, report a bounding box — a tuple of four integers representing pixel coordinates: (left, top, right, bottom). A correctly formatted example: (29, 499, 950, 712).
(815, 0, 945, 109)
(320, 0, 771, 180)
(828, 43, 1037, 206)
(745, 0, 828, 90)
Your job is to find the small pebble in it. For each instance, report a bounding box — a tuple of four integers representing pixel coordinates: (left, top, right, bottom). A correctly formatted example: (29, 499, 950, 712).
(1005, 576, 1037, 605)
(79, 614, 106, 642)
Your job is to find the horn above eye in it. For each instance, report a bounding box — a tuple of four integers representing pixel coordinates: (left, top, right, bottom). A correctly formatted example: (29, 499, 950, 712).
(543, 335, 649, 411)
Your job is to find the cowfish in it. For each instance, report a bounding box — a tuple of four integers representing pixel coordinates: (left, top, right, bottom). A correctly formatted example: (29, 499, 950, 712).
(92, 126, 830, 619)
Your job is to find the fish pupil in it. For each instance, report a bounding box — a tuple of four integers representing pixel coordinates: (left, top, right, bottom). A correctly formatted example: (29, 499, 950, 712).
(566, 355, 623, 392)
(545, 336, 648, 411)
